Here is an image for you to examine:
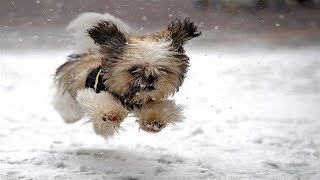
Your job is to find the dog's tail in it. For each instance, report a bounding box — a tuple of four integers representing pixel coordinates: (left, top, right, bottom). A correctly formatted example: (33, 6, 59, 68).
(67, 12, 130, 53)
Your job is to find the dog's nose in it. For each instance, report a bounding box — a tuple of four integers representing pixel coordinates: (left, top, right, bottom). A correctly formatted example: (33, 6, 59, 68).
(144, 75, 156, 91)
(144, 85, 155, 91)
(141, 75, 156, 91)
(147, 75, 156, 84)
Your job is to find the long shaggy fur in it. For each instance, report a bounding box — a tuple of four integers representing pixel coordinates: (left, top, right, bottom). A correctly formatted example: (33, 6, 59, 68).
(54, 13, 200, 138)
(67, 12, 130, 53)
(135, 100, 184, 133)
(76, 89, 129, 137)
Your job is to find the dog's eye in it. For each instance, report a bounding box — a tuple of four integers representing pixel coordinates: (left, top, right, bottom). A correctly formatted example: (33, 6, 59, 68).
(158, 67, 169, 74)
(129, 67, 139, 75)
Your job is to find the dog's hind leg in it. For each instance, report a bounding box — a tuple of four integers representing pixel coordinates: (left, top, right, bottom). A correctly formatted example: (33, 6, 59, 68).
(53, 88, 84, 123)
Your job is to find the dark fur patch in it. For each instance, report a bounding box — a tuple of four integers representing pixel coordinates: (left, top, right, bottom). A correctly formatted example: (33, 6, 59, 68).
(67, 53, 88, 61)
(87, 20, 127, 55)
(104, 84, 143, 110)
(168, 19, 201, 51)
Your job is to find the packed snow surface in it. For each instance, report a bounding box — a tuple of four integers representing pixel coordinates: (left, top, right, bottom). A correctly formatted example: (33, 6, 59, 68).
(1, 44, 320, 179)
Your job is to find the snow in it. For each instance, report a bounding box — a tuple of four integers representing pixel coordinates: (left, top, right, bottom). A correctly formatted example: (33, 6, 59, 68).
(1, 43, 320, 179)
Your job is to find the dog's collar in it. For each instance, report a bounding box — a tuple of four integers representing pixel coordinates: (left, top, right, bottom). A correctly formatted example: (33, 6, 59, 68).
(85, 66, 106, 93)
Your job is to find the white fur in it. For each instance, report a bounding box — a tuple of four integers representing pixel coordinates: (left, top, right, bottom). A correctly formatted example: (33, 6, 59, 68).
(53, 88, 84, 123)
(67, 12, 131, 53)
(128, 39, 173, 64)
(75, 89, 117, 118)
(135, 100, 184, 132)
(75, 89, 128, 137)
(138, 100, 184, 124)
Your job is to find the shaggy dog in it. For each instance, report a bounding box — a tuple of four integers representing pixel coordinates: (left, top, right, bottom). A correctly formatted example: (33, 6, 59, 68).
(53, 13, 200, 137)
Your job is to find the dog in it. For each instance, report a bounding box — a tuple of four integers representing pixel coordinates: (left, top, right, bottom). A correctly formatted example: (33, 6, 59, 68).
(53, 13, 200, 138)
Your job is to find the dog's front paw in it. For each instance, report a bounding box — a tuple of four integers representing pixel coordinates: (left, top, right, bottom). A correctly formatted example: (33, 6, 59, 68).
(143, 120, 166, 133)
(94, 112, 125, 138)
(138, 112, 166, 133)
(101, 113, 121, 124)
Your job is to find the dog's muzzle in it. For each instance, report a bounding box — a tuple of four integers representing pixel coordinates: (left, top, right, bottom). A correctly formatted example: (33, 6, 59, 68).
(144, 75, 156, 91)
(144, 85, 155, 91)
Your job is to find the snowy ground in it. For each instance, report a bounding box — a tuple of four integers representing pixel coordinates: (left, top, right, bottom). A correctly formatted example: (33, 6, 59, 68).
(1, 42, 320, 179)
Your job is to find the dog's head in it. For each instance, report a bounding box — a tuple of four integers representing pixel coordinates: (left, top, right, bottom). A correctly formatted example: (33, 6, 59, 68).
(87, 19, 200, 106)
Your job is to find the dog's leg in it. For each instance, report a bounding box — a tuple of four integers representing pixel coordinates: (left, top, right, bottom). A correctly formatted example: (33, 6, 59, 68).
(53, 88, 84, 123)
(136, 100, 184, 133)
(76, 89, 129, 138)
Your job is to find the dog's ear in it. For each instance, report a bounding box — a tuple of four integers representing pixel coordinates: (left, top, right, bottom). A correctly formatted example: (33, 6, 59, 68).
(167, 19, 201, 51)
(87, 20, 127, 54)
